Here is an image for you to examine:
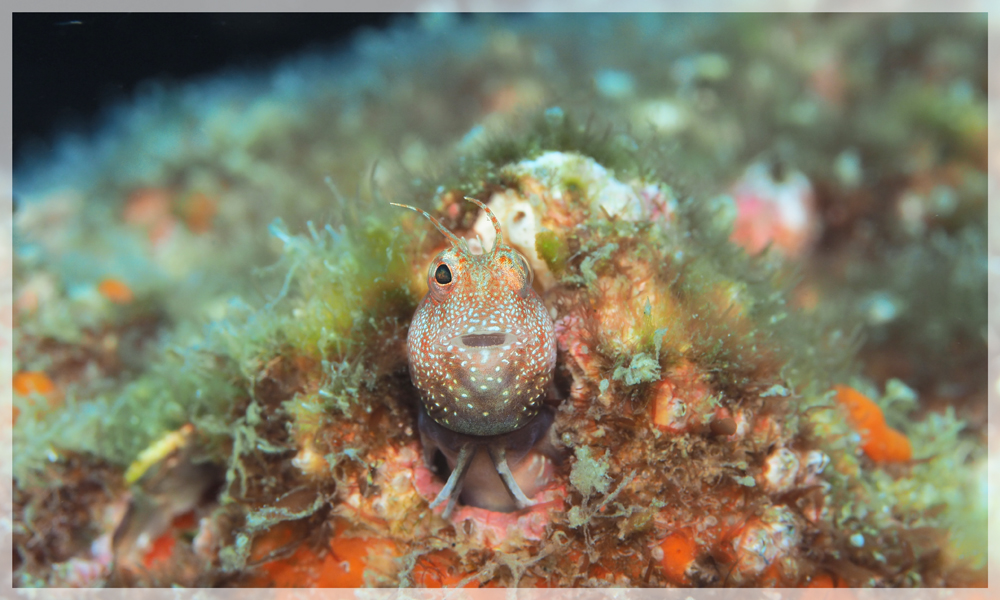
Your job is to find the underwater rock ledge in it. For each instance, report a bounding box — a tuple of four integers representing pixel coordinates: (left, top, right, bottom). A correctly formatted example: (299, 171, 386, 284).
(11, 14, 987, 589)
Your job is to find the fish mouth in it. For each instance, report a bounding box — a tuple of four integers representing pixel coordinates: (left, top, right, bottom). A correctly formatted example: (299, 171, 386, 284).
(447, 332, 518, 349)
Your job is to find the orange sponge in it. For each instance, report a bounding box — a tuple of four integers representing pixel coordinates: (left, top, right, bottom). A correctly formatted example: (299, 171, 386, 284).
(98, 278, 134, 304)
(658, 530, 698, 585)
(835, 385, 912, 463)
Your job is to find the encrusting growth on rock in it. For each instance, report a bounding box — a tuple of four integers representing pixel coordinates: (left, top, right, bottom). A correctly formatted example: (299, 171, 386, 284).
(9, 14, 986, 588)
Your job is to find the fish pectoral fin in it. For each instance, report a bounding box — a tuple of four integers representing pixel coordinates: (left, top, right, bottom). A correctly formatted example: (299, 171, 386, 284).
(429, 443, 476, 518)
(487, 444, 536, 510)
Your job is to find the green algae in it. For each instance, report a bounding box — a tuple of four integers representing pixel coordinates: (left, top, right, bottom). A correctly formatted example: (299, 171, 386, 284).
(13, 340, 243, 484)
(534, 229, 569, 275)
(316, 358, 374, 415)
(265, 215, 415, 359)
(13, 196, 418, 488)
(567, 443, 636, 531)
(569, 446, 612, 499)
(611, 353, 661, 387)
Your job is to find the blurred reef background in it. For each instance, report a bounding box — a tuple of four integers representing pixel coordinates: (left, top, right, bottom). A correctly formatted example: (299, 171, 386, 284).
(8, 13, 990, 588)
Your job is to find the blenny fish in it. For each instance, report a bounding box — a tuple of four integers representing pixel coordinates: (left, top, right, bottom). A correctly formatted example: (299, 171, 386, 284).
(392, 197, 558, 517)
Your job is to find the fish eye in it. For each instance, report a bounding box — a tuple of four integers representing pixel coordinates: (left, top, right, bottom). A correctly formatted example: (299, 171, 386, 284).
(434, 263, 452, 285)
(427, 251, 459, 299)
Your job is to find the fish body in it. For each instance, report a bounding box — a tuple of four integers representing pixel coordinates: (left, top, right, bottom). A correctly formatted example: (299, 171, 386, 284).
(393, 198, 557, 515)
(406, 226, 556, 436)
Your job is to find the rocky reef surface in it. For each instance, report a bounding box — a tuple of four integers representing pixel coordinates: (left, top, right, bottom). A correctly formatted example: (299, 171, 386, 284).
(7, 14, 989, 588)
